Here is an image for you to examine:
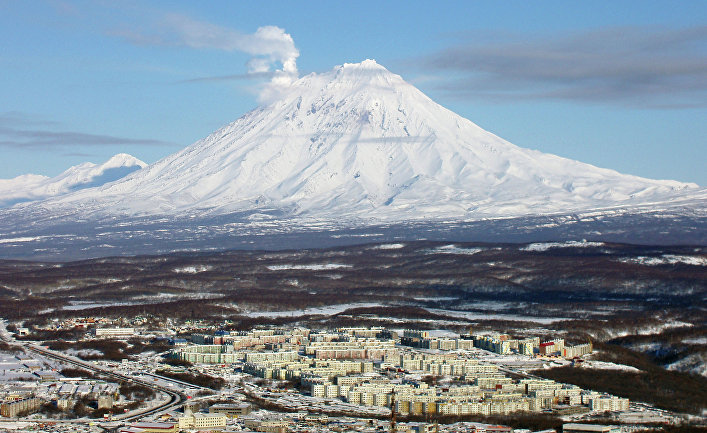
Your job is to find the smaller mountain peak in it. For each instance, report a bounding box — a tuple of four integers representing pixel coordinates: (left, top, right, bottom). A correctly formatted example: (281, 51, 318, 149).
(103, 153, 147, 169)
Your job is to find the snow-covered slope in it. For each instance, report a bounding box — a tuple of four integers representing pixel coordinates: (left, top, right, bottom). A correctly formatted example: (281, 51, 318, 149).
(12, 60, 706, 221)
(0, 153, 146, 208)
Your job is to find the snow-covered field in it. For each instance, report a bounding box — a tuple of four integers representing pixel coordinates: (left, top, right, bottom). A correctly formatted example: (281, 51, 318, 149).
(266, 263, 352, 271)
(0, 236, 47, 244)
(428, 308, 568, 324)
(173, 264, 212, 273)
(426, 244, 484, 255)
(581, 360, 642, 373)
(369, 243, 405, 250)
(239, 302, 383, 318)
(520, 240, 604, 252)
(618, 254, 707, 266)
(667, 352, 707, 377)
(65, 348, 103, 358)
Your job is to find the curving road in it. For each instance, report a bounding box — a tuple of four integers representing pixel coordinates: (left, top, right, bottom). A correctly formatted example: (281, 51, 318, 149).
(24, 344, 187, 422)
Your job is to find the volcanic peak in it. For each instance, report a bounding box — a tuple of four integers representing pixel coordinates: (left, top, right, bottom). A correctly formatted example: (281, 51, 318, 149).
(7, 60, 703, 222)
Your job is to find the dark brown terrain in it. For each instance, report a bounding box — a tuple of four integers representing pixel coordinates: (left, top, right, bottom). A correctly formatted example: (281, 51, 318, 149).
(1, 240, 705, 372)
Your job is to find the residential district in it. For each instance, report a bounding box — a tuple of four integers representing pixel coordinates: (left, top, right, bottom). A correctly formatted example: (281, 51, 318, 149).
(0, 319, 685, 433)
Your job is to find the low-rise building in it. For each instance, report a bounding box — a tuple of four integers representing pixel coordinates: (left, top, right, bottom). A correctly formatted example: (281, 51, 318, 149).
(243, 417, 292, 432)
(563, 423, 620, 433)
(209, 402, 252, 417)
(95, 327, 136, 338)
(120, 422, 177, 433)
(178, 412, 227, 430)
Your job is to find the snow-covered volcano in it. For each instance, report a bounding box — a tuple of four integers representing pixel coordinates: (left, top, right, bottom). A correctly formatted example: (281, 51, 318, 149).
(10, 60, 706, 222)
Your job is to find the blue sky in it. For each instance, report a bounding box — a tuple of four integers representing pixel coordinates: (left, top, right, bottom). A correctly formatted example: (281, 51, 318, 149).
(1, 1, 706, 185)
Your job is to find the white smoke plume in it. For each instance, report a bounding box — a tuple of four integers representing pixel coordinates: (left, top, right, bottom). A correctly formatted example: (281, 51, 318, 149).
(120, 13, 299, 102)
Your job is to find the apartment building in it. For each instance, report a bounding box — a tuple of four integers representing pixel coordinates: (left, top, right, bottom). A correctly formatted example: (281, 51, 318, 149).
(0, 396, 41, 417)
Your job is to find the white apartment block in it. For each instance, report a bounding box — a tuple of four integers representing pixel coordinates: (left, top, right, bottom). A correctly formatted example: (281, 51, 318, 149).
(94, 327, 135, 338)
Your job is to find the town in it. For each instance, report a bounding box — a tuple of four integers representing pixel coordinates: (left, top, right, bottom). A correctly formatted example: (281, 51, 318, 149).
(1, 316, 678, 433)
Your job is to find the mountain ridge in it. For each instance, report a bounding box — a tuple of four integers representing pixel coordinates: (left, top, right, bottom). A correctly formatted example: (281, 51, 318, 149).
(0, 153, 146, 209)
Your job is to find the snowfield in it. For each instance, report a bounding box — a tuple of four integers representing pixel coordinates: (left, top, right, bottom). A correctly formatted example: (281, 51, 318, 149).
(428, 244, 485, 255)
(667, 352, 707, 377)
(240, 302, 382, 317)
(618, 254, 707, 266)
(173, 265, 213, 273)
(520, 240, 605, 252)
(0, 236, 47, 244)
(266, 263, 353, 271)
(582, 360, 642, 373)
(370, 243, 406, 250)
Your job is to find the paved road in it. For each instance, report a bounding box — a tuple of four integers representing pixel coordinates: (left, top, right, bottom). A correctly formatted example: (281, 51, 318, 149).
(1, 319, 187, 423)
(25, 344, 187, 421)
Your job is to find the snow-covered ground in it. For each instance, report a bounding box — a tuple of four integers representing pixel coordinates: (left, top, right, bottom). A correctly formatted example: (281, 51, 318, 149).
(618, 254, 707, 266)
(173, 264, 212, 273)
(667, 352, 707, 377)
(65, 348, 103, 358)
(602, 321, 694, 339)
(412, 296, 460, 302)
(581, 360, 642, 373)
(428, 308, 568, 324)
(0, 236, 48, 244)
(239, 302, 383, 318)
(426, 244, 484, 255)
(60, 294, 222, 310)
(266, 263, 352, 271)
(369, 243, 405, 250)
(520, 240, 604, 252)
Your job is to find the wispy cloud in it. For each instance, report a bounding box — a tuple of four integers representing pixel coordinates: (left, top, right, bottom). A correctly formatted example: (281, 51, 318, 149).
(177, 71, 272, 84)
(61, 152, 97, 158)
(114, 13, 300, 102)
(0, 112, 172, 149)
(417, 26, 707, 108)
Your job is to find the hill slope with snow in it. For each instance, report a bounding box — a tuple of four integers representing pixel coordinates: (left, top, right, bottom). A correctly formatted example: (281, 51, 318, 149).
(0, 153, 146, 208)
